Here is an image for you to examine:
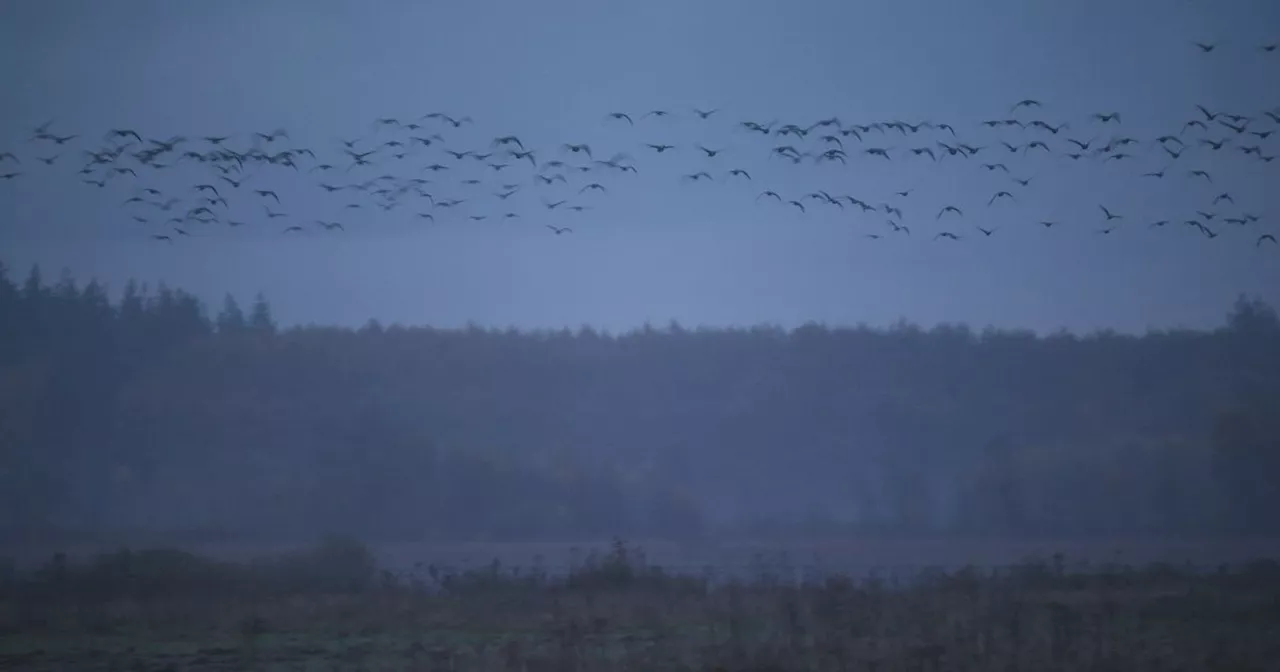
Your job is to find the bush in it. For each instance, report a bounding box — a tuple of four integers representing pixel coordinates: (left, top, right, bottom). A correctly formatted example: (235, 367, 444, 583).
(2, 537, 380, 605)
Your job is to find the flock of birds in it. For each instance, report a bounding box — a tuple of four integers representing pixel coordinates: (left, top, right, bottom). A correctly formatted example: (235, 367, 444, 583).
(1, 46, 1278, 251)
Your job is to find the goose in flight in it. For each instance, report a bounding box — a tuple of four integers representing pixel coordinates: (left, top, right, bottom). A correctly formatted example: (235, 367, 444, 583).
(1182, 120, 1208, 134)
(1259, 234, 1277, 247)
(254, 189, 280, 203)
(1099, 205, 1122, 220)
(607, 112, 634, 125)
(976, 226, 998, 237)
(1194, 42, 1216, 52)
(1093, 112, 1121, 124)
(283, 226, 305, 233)
(1188, 170, 1212, 182)
(580, 183, 607, 194)
(683, 172, 712, 182)
(642, 110, 670, 119)
(757, 191, 782, 202)
(646, 143, 675, 153)
(1009, 99, 1042, 112)
(727, 169, 751, 179)
(562, 143, 592, 158)
(151, 234, 173, 243)
(692, 108, 720, 119)
(697, 145, 725, 158)
(1212, 192, 1233, 205)
(546, 225, 572, 235)
(937, 205, 963, 219)
(988, 191, 1015, 205)
(107, 129, 144, 143)
(934, 232, 960, 241)
(493, 136, 524, 150)
(1028, 121, 1066, 134)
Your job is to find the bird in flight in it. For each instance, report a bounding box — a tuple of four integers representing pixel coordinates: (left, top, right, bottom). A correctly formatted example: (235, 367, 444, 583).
(1099, 206, 1122, 221)
(545, 225, 572, 235)
(1259, 234, 1277, 247)
(607, 112, 634, 125)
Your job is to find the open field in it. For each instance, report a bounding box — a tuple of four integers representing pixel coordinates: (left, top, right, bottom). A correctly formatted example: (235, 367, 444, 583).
(2, 540, 1280, 671)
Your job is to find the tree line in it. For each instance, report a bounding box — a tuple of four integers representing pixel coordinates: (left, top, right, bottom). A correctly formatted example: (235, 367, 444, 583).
(1, 261, 1278, 543)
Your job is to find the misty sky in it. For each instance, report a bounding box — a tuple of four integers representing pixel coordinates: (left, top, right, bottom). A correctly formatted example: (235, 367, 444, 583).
(1, 0, 1277, 334)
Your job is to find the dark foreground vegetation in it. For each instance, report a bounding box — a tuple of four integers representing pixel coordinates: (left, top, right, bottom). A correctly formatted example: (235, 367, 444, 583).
(3, 262, 1280, 542)
(2, 540, 1279, 671)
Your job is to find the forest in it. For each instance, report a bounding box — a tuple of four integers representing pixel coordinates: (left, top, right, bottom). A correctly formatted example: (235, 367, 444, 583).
(1, 261, 1278, 543)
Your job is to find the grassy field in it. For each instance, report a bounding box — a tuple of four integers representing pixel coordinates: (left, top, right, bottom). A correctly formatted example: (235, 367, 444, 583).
(2, 539, 1279, 671)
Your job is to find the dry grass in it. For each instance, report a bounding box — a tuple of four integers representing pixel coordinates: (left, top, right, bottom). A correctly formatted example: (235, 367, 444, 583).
(1, 541, 1278, 671)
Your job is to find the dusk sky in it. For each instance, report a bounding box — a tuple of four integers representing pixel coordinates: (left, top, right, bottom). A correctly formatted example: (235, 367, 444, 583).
(1, 0, 1277, 334)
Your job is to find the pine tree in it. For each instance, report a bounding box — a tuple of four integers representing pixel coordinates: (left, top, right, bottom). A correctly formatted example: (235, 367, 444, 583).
(249, 292, 276, 334)
(217, 294, 247, 334)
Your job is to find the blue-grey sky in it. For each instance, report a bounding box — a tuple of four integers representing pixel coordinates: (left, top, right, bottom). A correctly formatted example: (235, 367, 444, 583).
(1, 0, 1277, 334)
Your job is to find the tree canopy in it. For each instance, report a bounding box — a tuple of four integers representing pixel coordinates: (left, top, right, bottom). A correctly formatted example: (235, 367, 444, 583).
(1, 262, 1277, 543)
